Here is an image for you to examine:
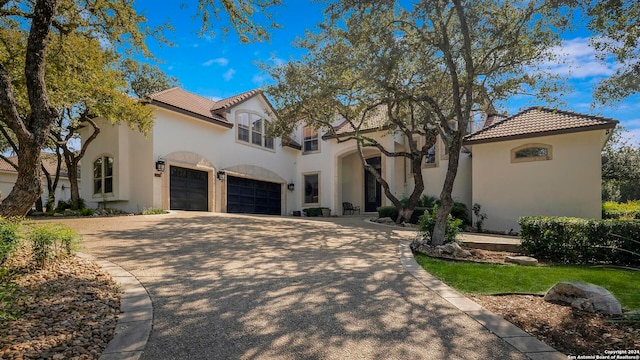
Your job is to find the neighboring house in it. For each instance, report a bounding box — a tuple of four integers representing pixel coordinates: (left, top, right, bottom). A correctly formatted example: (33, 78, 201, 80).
(80, 87, 617, 231)
(0, 154, 78, 208)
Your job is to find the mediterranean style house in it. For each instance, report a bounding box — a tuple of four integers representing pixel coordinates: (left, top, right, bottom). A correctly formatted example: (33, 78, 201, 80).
(80, 87, 618, 231)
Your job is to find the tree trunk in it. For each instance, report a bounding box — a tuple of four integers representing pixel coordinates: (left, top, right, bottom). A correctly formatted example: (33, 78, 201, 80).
(65, 156, 81, 207)
(0, 148, 43, 216)
(432, 135, 463, 245)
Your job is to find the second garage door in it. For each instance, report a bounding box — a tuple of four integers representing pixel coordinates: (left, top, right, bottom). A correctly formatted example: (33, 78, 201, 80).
(170, 166, 209, 211)
(227, 176, 281, 215)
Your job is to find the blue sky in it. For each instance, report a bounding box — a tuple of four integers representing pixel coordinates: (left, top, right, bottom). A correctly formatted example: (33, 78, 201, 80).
(135, 0, 640, 144)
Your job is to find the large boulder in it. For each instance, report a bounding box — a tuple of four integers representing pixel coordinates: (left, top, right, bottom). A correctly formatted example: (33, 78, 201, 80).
(504, 256, 538, 266)
(438, 242, 471, 258)
(544, 281, 622, 315)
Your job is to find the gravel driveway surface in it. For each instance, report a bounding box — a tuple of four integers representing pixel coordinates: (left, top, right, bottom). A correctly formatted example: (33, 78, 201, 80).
(61, 212, 526, 360)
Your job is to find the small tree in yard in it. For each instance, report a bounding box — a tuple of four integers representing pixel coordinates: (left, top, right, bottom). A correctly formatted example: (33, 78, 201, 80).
(267, 0, 569, 244)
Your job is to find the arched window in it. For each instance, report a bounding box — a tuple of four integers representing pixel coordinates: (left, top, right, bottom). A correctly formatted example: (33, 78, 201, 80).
(236, 112, 274, 150)
(511, 143, 552, 163)
(93, 156, 114, 194)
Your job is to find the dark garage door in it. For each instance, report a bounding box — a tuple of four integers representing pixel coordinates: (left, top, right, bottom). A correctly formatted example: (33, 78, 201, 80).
(170, 166, 209, 211)
(227, 176, 281, 215)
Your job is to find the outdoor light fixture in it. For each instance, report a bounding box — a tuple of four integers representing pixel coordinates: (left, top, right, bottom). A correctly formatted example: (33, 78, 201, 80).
(217, 170, 226, 181)
(155, 160, 166, 173)
(287, 183, 295, 192)
(61, 185, 66, 191)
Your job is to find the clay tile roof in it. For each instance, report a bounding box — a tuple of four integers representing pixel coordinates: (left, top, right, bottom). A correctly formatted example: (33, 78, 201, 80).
(211, 89, 261, 112)
(148, 87, 231, 127)
(463, 107, 618, 145)
(324, 105, 389, 139)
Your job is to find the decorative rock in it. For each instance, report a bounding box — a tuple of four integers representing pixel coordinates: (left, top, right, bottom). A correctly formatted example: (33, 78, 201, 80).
(375, 217, 395, 225)
(504, 256, 538, 266)
(544, 281, 622, 315)
(438, 242, 471, 258)
(53, 213, 64, 217)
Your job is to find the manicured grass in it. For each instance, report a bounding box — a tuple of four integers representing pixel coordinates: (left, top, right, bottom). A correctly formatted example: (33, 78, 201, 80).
(414, 254, 640, 310)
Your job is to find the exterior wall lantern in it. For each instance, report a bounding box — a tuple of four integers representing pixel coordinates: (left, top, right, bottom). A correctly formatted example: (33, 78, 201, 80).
(217, 170, 226, 181)
(155, 159, 166, 173)
(287, 183, 295, 192)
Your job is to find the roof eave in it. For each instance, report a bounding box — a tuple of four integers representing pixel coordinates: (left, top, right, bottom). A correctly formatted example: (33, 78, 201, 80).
(322, 125, 391, 140)
(150, 100, 233, 129)
(462, 122, 618, 146)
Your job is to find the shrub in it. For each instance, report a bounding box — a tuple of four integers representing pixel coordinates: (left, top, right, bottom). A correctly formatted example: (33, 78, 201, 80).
(0, 269, 21, 320)
(27, 224, 81, 267)
(142, 208, 165, 215)
(603, 201, 640, 220)
(70, 198, 86, 211)
(79, 208, 94, 216)
(519, 216, 640, 265)
(303, 207, 329, 217)
(376, 206, 398, 221)
(54, 200, 71, 213)
(417, 205, 463, 244)
(451, 202, 470, 226)
(472, 203, 488, 231)
(0, 218, 20, 266)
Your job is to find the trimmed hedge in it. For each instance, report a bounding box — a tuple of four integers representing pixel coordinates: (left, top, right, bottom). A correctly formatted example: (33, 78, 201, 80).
(303, 207, 330, 217)
(377, 203, 468, 225)
(519, 216, 640, 265)
(603, 201, 640, 220)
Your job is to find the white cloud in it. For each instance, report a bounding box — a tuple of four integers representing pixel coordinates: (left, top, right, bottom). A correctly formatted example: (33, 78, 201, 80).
(544, 37, 618, 79)
(623, 126, 640, 146)
(202, 58, 229, 67)
(252, 73, 267, 85)
(223, 68, 236, 81)
(208, 96, 222, 102)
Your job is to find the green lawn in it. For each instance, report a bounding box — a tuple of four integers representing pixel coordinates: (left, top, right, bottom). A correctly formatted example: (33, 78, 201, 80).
(414, 254, 640, 310)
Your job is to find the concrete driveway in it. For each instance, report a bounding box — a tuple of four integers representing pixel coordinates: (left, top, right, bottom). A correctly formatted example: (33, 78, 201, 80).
(61, 212, 525, 360)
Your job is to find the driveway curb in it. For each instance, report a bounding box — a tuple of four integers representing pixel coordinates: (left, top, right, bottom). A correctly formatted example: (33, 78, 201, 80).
(77, 252, 153, 360)
(398, 242, 567, 360)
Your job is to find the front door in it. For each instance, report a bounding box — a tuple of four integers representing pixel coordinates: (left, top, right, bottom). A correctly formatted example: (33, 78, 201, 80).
(364, 157, 382, 212)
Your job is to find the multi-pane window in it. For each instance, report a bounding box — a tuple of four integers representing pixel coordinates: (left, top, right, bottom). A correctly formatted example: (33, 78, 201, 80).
(511, 144, 552, 163)
(304, 173, 319, 204)
(303, 127, 319, 153)
(237, 112, 274, 150)
(93, 156, 113, 195)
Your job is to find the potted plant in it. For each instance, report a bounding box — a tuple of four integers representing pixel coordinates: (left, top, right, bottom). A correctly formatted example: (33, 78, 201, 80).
(321, 208, 331, 217)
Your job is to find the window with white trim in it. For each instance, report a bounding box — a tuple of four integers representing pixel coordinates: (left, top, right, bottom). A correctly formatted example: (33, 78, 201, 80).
(511, 143, 552, 163)
(93, 156, 113, 195)
(237, 112, 274, 150)
(303, 126, 319, 153)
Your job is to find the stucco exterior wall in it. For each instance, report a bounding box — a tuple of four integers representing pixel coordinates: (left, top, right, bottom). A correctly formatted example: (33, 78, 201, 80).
(471, 130, 605, 232)
(151, 95, 298, 214)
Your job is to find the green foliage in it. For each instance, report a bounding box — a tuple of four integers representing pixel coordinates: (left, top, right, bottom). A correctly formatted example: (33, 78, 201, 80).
(79, 208, 94, 217)
(418, 206, 463, 244)
(142, 208, 165, 215)
(472, 203, 488, 231)
(0, 269, 21, 320)
(586, 1, 640, 103)
(54, 200, 71, 213)
(519, 216, 640, 266)
(27, 224, 81, 268)
(603, 201, 640, 220)
(0, 218, 20, 266)
(602, 127, 640, 202)
(376, 206, 399, 221)
(302, 207, 330, 217)
(414, 254, 640, 310)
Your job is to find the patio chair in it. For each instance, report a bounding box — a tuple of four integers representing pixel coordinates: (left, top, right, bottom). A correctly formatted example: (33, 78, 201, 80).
(342, 202, 361, 215)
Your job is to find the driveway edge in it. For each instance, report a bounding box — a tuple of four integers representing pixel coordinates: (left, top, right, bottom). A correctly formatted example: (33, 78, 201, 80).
(77, 252, 153, 360)
(398, 242, 567, 360)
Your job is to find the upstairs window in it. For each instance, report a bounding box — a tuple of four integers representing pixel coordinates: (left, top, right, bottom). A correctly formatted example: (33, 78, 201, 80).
(237, 112, 274, 150)
(303, 126, 319, 153)
(93, 156, 113, 195)
(511, 143, 552, 163)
